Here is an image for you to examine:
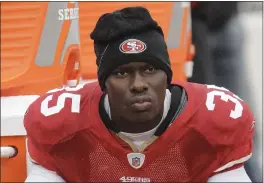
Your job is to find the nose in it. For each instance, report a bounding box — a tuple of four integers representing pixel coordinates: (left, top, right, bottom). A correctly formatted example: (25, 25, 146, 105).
(130, 72, 148, 93)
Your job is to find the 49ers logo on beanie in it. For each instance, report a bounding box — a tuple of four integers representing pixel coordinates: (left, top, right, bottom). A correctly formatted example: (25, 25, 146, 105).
(119, 39, 147, 54)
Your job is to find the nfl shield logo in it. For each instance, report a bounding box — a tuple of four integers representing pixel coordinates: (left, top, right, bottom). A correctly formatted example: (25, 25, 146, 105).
(127, 153, 145, 169)
(132, 157, 140, 168)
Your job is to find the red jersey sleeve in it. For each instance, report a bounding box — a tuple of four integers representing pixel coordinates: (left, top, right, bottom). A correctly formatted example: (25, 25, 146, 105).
(24, 83, 93, 171)
(212, 106, 255, 175)
(24, 101, 57, 171)
(195, 85, 255, 176)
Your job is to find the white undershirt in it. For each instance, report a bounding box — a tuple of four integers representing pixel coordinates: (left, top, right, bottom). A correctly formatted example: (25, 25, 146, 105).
(104, 89, 172, 148)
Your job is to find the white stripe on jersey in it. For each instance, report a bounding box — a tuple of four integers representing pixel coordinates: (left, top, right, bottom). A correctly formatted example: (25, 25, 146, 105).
(213, 153, 252, 173)
(209, 166, 251, 182)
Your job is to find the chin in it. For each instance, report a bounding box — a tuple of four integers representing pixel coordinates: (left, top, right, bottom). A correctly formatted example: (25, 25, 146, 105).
(130, 111, 157, 123)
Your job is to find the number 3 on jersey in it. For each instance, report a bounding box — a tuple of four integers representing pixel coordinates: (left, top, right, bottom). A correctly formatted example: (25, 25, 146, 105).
(41, 84, 84, 117)
(206, 85, 243, 119)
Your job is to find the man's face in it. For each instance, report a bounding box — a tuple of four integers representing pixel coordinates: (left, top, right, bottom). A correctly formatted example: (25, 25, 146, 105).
(105, 62, 168, 127)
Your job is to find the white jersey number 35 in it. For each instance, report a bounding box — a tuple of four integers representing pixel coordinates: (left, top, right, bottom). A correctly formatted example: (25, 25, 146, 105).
(40, 84, 243, 119)
(206, 85, 243, 119)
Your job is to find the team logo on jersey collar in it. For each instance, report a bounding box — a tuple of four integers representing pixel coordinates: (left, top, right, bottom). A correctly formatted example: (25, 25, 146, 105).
(127, 152, 145, 169)
(119, 39, 147, 54)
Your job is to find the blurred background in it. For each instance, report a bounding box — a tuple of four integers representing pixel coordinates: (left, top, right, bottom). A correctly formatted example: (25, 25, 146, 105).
(189, 2, 263, 182)
(0, 1, 263, 182)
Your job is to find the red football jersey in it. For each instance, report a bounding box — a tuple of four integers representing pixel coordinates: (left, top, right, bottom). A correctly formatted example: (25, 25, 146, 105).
(24, 81, 255, 182)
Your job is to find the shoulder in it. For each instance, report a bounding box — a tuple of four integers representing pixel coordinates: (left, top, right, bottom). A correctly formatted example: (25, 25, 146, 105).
(176, 82, 255, 174)
(181, 83, 255, 146)
(24, 81, 102, 145)
(204, 85, 254, 145)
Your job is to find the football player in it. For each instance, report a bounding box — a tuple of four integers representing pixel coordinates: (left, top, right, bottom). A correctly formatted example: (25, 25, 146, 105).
(25, 7, 255, 182)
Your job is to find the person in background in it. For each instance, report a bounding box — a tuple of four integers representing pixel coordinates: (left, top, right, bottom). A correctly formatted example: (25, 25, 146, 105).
(189, 2, 244, 95)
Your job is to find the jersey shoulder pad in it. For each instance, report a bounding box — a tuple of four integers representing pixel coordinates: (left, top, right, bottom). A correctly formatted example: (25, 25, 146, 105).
(24, 82, 101, 145)
(194, 85, 255, 146)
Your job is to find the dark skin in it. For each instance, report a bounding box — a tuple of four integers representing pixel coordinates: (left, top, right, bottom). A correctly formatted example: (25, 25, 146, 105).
(105, 62, 168, 133)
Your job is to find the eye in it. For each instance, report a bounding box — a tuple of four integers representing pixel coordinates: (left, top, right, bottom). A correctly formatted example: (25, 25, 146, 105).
(112, 71, 128, 77)
(116, 71, 127, 76)
(145, 66, 156, 73)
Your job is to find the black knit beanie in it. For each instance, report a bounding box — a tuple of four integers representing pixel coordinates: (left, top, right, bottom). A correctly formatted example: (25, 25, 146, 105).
(90, 6, 173, 90)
